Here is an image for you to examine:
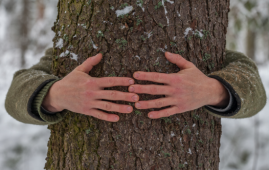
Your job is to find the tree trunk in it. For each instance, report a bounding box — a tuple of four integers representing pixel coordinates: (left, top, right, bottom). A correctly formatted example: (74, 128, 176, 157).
(20, 0, 29, 68)
(45, 0, 229, 169)
(246, 28, 256, 61)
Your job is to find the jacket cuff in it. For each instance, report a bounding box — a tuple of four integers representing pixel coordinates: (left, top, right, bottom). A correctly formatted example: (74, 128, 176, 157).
(32, 79, 67, 124)
(204, 75, 241, 117)
(206, 83, 233, 112)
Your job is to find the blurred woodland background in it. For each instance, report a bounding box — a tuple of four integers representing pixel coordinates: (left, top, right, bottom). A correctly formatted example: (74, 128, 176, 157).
(0, 0, 268, 169)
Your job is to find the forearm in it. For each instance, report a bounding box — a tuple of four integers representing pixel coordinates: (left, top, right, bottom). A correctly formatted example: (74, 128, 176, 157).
(5, 48, 63, 125)
(205, 50, 267, 118)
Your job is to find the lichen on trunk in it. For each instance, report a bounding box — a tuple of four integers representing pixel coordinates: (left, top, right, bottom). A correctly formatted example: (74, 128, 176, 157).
(45, 0, 229, 169)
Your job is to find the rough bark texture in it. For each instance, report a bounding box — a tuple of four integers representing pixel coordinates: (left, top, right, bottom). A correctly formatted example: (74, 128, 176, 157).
(45, 0, 229, 169)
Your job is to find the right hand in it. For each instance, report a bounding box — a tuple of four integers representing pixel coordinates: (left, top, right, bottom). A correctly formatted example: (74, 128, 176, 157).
(42, 54, 139, 122)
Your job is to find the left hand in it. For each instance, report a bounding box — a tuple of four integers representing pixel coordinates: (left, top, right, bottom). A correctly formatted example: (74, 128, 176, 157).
(128, 52, 229, 119)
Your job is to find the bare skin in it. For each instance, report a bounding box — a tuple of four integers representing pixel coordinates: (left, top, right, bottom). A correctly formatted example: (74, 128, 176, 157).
(129, 52, 229, 119)
(42, 54, 139, 122)
(43, 52, 229, 122)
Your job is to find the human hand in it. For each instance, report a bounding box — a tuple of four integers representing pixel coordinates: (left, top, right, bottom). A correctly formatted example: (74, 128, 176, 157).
(128, 52, 229, 119)
(42, 54, 139, 122)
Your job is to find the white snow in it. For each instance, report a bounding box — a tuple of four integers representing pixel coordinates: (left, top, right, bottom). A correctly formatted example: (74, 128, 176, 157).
(134, 55, 141, 60)
(176, 10, 181, 17)
(171, 131, 175, 137)
(187, 148, 192, 154)
(162, 0, 170, 26)
(145, 31, 153, 38)
(166, 0, 174, 4)
(56, 38, 63, 48)
(184, 27, 193, 37)
(137, 0, 145, 12)
(70, 53, 78, 61)
(115, 6, 133, 17)
(184, 28, 204, 38)
(90, 38, 98, 49)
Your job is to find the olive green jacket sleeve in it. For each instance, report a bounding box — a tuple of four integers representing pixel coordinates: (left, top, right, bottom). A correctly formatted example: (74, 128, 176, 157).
(5, 48, 67, 125)
(205, 50, 267, 118)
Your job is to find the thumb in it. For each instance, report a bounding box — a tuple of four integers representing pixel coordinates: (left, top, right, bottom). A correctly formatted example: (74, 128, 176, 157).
(165, 52, 194, 69)
(75, 53, 102, 73)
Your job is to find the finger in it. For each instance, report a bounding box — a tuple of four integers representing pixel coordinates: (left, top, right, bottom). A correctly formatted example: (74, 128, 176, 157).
(75, 54, 102, 73)
(129, 85, 174, 95)
(148, 106, 180, 119)
(86, 109, 120, 122)
(165, 52, 194, 69)
(95, 90, 139, 102)
(97, 77, 135, 88)
(133, 72, 172, 84)
(135, 97, 176, 109)
(93, 101, 133, 113)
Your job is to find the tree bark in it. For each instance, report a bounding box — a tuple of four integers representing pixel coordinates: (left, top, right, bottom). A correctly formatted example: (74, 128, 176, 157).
(246, 28, 256, 61)
(45, 0, 229, 169)
(20, 0, 30, 68)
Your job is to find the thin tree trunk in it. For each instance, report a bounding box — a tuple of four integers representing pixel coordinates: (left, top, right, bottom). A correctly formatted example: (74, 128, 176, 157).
(20, 0, 29, 68)
(45, 0, 229, 169)
(246, 28, 256, 61)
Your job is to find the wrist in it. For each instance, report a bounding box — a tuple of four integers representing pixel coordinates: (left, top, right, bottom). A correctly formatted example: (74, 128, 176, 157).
(42, 81, 64, 112)
(207, 78, 229, 107)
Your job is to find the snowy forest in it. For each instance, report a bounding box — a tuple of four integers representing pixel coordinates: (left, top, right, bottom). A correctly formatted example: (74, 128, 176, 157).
(0, 0, 268, 169)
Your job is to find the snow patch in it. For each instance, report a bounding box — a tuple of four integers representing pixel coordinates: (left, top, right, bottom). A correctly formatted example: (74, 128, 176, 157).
(184, 28, 204, 38)
(171, 131, 175, 137)
(116, 6, 133, 17)
(137, 0, 145, 12)
(145, 31, 153, 38)
(90, 39, 98, 49)
(187, 148, 192, 154)
(184, 27, 193, 37)
(70, 53, 78, 61)
(176, 10, 181, 17)
(59, 50, 70, 57)
(134, 55, 141, 60)
(166, 0, 174, 4)
(56, 38, 63, 48)
(162, 0, 169, 25)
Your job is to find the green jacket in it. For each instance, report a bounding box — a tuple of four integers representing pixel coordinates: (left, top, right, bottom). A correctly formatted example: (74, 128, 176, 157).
(5, 48, 267, 125)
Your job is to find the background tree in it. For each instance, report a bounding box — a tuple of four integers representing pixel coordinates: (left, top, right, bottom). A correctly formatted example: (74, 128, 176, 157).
(45, 0, 229, 169)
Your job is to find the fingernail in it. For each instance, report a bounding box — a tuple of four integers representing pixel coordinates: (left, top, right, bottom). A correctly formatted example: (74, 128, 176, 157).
(127, 106, 132, 112)
(134, 73, 140, 79)
(129, 86, 134, 92)
(132, 95, 138, 101)
(148, 113, 153, 118)
(129, 79, 134, 85)
(136, 102, 141, 109)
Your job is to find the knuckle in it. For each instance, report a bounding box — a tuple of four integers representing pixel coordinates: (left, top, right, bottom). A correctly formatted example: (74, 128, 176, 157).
(174, 87, 181, 94)
(153, 73, 160, 82)
(110, 91, 117, 98)
(95, 112, 102, 120)
(108, 78, 115, 86)
(85, 90, 95, 98)
(155, 100, 163, 107)
(104, 103, 112, 111)
(150, 86, 157, 94)
(85, 79, 95, 86)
